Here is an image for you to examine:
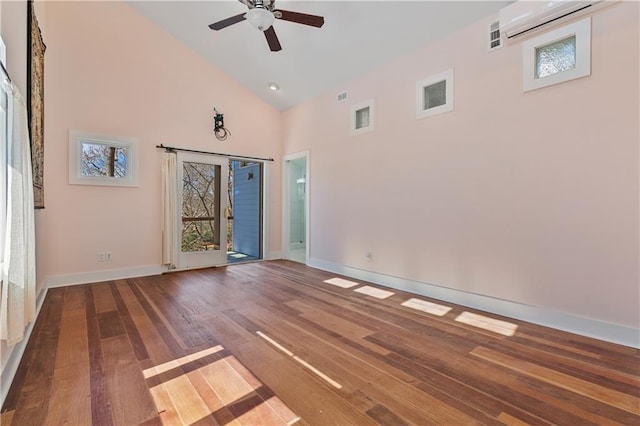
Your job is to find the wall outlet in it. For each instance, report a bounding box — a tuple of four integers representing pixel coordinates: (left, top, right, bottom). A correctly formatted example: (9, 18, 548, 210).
(97, 251, 112, 262)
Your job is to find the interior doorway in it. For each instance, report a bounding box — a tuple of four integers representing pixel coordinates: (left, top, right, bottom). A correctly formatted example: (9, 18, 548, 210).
(283, 152, 309, 263)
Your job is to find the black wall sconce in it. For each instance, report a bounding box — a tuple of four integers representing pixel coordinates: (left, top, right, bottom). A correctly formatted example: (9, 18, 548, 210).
(214, 108, 230, 141)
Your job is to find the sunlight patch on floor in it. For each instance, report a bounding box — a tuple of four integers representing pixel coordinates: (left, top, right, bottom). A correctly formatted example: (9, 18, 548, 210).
(455, 311, 518, 336)
(401, 298, 452, 316)
(143, 345, 224, 379)
(354, 285, 395, 299)
(229, 252, 248, 259)
(257, 331, 343, 390)
(323, 277, 359, 288)
(145, 346, 299, 425)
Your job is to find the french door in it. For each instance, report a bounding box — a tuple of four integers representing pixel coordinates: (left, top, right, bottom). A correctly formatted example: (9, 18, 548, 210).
(176, 152, 228, 269)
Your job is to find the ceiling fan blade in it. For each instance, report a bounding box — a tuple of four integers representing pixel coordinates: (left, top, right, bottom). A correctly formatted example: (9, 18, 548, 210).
(263, 26, 282, 52)
(208, 13, 247, 30)
(274, 9, 324, 28)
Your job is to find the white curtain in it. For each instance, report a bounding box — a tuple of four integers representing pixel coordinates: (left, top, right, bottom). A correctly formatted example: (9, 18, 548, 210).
(161, 151, 177, 268)
(0, 83, 36, 346)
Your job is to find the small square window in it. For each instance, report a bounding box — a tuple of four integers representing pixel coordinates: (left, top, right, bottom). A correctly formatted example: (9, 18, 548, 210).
(523, 17, 590, 92)
(351, 99, 374, 136)
(535, 35, 576, 79)
(423, 80, 447, 110)
(355, 106, 370, 129)
(416, 69, 454, 120)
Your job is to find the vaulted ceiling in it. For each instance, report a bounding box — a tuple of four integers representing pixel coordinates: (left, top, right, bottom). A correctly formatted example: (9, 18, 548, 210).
(128, 1, 511, 110)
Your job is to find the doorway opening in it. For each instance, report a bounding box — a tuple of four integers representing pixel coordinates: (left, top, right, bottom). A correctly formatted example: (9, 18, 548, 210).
(227, 160, 263, 264)
(283, 152, 308, 263)
(177, 153, 264, 269)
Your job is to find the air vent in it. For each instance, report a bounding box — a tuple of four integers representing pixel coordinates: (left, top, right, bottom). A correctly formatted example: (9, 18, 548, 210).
(337, 91, 348, 103)
(488, 20, 502, 51)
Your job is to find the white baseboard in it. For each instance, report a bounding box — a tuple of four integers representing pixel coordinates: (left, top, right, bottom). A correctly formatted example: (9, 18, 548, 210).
(45, 264, 166, 288)
(1, 286, 48, 408)
(307, 258, 639, 349)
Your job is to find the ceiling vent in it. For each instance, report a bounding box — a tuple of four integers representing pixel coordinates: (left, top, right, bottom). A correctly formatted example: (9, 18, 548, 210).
(488, 20, 502, 51)
(337, 91, 348, 103)
(499, 0, 615, 40)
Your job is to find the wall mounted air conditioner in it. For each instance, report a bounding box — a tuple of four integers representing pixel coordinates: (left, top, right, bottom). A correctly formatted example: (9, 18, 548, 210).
(499, 0, 614, 39)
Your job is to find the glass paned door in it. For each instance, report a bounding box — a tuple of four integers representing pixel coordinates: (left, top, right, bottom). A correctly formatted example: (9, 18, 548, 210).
(177, 152, 228, 269)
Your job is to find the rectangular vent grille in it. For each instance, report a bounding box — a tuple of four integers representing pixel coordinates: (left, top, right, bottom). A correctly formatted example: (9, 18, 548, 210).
(337, 91, 348, 103)
(489, 20, 502, 51)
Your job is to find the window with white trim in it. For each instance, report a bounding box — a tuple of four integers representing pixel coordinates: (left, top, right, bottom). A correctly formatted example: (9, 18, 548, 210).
(523, 17, 591, 92)
(351, 99, 375, 136)
(1, 36, 8, 269)
(0, 76, 7, 267)
(416, 69, 454, 120)
(69, 130, 139, 187)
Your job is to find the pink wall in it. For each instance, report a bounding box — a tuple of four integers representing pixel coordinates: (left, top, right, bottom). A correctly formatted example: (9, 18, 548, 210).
(1, 1, 27, 96)
(283, 3, 639, 328)
(38, 1, 282, 289)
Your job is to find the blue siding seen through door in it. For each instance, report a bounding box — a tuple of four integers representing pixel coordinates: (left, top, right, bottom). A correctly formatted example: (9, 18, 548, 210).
(232, 164, 261, 258)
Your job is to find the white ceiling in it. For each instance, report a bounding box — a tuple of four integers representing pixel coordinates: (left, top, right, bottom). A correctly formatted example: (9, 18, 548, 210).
(128, 1, 511, 111)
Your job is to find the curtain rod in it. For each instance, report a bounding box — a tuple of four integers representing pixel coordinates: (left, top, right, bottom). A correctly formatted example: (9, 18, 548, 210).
(156, 144, 274, 162)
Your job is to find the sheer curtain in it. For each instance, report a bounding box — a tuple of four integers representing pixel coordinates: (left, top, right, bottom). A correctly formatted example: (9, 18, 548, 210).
(0, 82, 36, 346)
(162, 151, 177, 268)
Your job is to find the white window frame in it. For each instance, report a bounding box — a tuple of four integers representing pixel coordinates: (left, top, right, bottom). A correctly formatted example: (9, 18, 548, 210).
(523, 17, 591, 92)
(69, 130, 139, 187)
(416, 69, 454, 120)
(351, 99, 375, 136)
(0, 77, 8, 267)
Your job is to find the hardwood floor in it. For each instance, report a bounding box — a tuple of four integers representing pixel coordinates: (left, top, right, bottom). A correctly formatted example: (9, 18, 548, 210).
(1, 260, 638, 425)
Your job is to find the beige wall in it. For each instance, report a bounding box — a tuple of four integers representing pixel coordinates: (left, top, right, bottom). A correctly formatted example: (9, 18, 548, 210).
(283, 3, 639, 330)
(37, 1, 282, 287)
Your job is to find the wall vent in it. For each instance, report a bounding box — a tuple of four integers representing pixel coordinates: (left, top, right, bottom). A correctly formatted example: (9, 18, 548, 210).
(488, 20, 502, 51)
(337, 91, 348, 103)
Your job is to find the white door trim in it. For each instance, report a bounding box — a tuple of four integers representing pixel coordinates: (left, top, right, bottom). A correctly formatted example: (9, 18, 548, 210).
(176, 152, 229, 269)
(282, 151, 310, 263)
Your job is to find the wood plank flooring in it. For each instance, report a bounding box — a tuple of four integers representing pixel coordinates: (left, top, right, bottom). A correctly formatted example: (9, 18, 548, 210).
(1, 260, 638, 425)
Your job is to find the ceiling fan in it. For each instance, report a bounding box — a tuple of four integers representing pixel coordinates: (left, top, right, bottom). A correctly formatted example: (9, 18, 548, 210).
(208, 0, 325, 52)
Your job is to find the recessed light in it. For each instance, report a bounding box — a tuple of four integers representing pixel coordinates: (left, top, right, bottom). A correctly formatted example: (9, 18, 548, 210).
(268, 82, 280, 91)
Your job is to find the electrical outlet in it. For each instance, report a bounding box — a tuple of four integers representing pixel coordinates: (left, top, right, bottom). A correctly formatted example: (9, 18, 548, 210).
(105, 252, 112, 261)
(97, 252, 105, 262)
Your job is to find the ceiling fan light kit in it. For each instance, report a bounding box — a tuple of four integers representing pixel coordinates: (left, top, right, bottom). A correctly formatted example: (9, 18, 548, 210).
(209, 0, 325, 52)
(246, 7, 274, 31)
